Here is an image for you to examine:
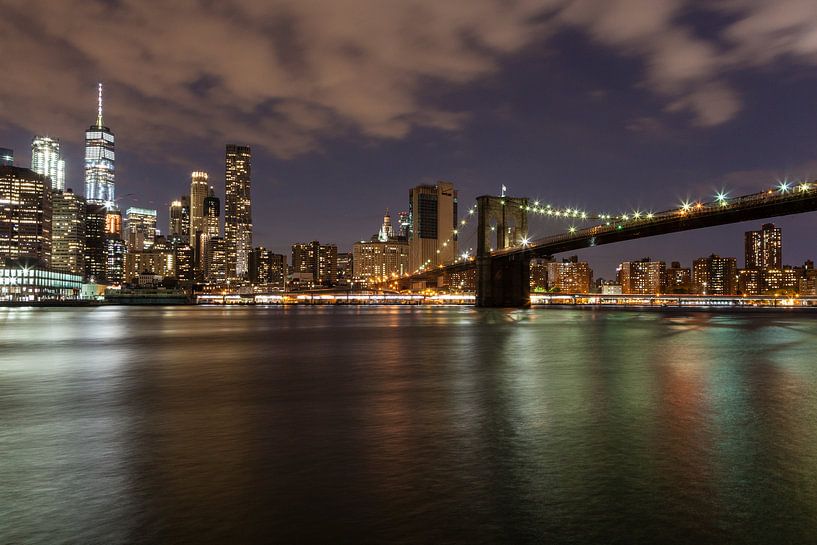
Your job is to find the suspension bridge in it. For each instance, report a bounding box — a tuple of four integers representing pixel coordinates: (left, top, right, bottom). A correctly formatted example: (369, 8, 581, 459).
(382, 180, 817, 307)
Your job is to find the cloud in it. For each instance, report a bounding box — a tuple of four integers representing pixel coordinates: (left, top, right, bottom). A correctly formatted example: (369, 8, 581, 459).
(0, 0, 553, 159)
(3, 0, 817, 161)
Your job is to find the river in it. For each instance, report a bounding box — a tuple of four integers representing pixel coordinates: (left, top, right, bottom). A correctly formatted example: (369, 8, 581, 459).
(1, 306, 817, 544)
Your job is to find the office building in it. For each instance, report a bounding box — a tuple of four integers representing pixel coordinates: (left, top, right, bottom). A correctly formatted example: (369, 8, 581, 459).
(618, 258, 666, 294)
(225, 145, 252, 280)
(31, 136, 66, 191)
(84, 203, 107, 282)
(249, 247, 287, 289)
(51, 189, 86, 275)
(0, 166, 53, 266)
(124, 236, 176, 283)
(352, 212, 409, 284)
(105, 237, 126, 284)
(84, 83, 115, 205)
(692, 255, 737, 295)
(292, 241, 338, 287)
(0, 148, 12, 166)
(546, 257, 593, 293)
(125, 207, 158, 250)
(174, 243, 195, 287)
(408, 181, 457, 272)
(206, 236, 227, 284)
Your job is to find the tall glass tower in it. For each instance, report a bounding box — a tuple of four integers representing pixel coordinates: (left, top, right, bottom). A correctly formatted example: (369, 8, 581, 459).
(84, 83, 115, 206)
(225, 145, 252, 280)
(31, 136, 66, 191)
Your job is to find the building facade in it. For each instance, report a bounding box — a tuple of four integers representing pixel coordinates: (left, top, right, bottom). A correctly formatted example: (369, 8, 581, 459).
(546, 258, 593, 293)
(249, 247, 287, 290)
(618, 259, 666, 294)
(189, 171, 209, 248)
(0, 166, 52, 266)
(84, 83, 115, 205)
(225, 145, 252, 280)
(745, 223, 782, 270)
(292, 241, 338, 287)
(692, 255, 737, 295)
(352, 213, 409, 284)
(31, 136, 66, 191)
(51, 189, 86, 275)
(408, 181, 457, 272)
(84, 203, 107, 282)
(125, 207, 158, 250)
(665, 261, 692, 293)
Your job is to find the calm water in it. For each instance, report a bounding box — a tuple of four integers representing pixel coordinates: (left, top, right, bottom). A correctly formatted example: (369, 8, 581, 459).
(2, 306, 817, 544)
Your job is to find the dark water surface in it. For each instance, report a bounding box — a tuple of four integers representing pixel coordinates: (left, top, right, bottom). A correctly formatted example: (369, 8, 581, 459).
(2, 306, 817, 544)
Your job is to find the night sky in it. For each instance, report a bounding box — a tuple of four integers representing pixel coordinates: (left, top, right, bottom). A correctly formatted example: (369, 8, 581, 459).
(2, 0, 816, 278)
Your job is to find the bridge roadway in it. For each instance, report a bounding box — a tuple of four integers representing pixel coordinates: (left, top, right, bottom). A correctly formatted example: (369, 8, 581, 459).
(399, 184, 817, 297)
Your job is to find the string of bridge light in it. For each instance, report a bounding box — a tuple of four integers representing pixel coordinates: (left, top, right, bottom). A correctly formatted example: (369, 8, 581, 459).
(506, 179, 814, 246)
(410, 201, 480, 276)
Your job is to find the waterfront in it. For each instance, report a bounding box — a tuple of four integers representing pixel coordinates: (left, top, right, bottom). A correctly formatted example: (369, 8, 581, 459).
(2, 306, 817, 544)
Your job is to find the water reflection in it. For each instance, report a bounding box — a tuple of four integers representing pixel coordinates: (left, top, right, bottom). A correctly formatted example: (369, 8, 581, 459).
(1, 307, 817, 543)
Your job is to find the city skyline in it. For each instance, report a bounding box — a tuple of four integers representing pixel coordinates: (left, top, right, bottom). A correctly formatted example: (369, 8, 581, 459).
(3, 1, 817, 278)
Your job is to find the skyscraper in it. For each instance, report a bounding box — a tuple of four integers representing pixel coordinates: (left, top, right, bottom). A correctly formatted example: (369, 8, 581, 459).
(51, 189, 86, 275)
(84, 204, 107, 282)
(408, 181, 457, 272)
(125, 207, 158, 250)
(225, 145, 252, 280)
(189, 171, 209, 247)
(203, 187, 220, 240)
(169, 199, 184, 237)
(201, 188, 220, 280)
(168, 195, 191, 241)
(105, 237, 127, 285)
(0, 166, 53, 266)
(84, 83, 115, 205)
(31, 136, 66, 191)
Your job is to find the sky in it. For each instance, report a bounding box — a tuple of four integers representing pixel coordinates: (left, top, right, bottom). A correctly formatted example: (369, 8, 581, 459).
(2, 0, 817, 277)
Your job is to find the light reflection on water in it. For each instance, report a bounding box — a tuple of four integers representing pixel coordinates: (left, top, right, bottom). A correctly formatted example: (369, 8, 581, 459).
(1, 306, 817, 544)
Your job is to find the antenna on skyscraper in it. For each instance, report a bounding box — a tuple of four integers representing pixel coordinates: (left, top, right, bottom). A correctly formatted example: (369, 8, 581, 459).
(97, 82, 104, 127)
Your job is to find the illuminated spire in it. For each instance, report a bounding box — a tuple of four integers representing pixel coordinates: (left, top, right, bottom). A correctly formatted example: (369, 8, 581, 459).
(97, 82, 103, 127)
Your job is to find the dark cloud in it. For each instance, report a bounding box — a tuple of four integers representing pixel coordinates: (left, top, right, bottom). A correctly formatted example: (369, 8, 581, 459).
(3, 0, 817, 163)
